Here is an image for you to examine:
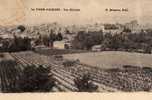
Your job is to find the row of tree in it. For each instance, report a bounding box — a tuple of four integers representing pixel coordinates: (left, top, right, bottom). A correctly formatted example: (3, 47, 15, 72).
(72, 29, 152, 53)
(17, 65, 55, 92)
(72, 31, 103, 50)
(34, 31, 63, 47)
(5, 63, 98, 92)
(1, 35, 32, 52)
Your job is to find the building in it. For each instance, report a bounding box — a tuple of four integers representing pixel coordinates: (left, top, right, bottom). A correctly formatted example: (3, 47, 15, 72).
(124, 20, 141, 33)
(92, 45, 101, 52)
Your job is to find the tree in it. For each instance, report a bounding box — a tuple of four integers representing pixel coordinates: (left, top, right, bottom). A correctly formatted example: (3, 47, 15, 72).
(2, 40, 9, 51)
(72, 31, 103, 50)
(49, 30, 57, 48)
(42, 35, 50, 47)
(1, 35, 31, 52)
(56, 33, 63, 41)
(0, 60, 19, 92)
(71, 31, 86, 49)
(17, 65, 55, 92)
(123, 27, 131, 33)
(110, 34, 124, 50)
(64, 44, 69, 49)
(65, 29, 71, 34)
(143, 44, 151, 54)
(74, 73, 98, 92)
(17, 25, 26, 32)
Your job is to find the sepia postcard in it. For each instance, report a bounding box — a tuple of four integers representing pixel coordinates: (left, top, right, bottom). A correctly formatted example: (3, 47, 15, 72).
(1, 0, 152, 100)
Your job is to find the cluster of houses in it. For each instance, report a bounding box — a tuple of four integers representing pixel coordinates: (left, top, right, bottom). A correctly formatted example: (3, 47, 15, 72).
(0, 20, 146, 51)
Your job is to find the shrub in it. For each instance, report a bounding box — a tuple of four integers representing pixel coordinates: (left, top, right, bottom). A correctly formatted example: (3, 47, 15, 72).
(0, 59, 19, 92)
(17, 25, 26, 32)
(62, 60, 77, 67)
(74, 73, 98, 92)
(17, 65, 56, 92)
(2, 36, 32, 52)
(0, 53, 4, 58)
(54, 55, 63, 61)
(72, 31, 103, 50)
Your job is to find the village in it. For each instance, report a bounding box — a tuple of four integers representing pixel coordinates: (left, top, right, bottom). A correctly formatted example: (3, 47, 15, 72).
(0, 20, 149, 51)
(0, 20, 152, 92)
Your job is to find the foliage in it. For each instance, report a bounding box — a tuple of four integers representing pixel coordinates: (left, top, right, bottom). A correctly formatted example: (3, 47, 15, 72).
(104, 24, 119, 30)
(42, 35, 50, 47)
(72, 30, 152, 53)
(72, 31, 103, 50)
(74, 73, 98, 92)
(62, 60, 77, 67)
(17, 25, 26, 32)
(123, 27, 131, 32)
(17, 65, 55, 92)
(0, 59, 19, 92)
(35, 30, 63, 47)
(1, 36, 31, 52)
(56, 33, 63, 41)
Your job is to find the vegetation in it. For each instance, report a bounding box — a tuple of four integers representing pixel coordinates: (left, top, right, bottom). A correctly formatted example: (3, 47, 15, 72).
(74, 73, 98, 92)
(1, 35, 32, 52)
(63, 60, 77, 67)
(17, 65, 56, 92)
(34, 30, 63, 47)
(0, 53, 4, 58)
(17, 25, 26, 32)
(104, 24, 119, 30)
(0, 59, 19, 92)
(0, 58, 55, 92)
(10, 51, 152, 92)
(72, 30, 103, 50)
(72, 30, 152, 53)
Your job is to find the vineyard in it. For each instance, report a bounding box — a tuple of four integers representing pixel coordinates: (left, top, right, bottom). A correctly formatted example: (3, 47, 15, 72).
(0, 53, 21, 92)
(10, 51, 117, 92)
(0, 51, 152, 92)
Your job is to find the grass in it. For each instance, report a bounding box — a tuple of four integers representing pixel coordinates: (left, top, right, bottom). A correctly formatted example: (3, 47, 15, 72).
(63, 51, 152, 69)
(0, 53, 15, 62)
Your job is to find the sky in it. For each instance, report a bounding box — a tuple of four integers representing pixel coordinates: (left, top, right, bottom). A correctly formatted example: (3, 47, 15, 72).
(0, 0, 152, 26)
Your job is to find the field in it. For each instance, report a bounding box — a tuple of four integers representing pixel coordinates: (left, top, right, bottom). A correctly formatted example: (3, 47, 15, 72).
(1, 51, 152, 92)
(63, 51, 152, 69)
(10, 51, 116, 92)
(35, 48, 87, 55)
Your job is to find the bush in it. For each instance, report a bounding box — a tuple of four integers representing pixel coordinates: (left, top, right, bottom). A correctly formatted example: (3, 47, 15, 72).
(17, 65, 56, 92)
(0, 53, 4, 58)
(0, 59, 19, 92)
(17, 25, 26, 32)
(72, 31, 103, 50)
(54, 55, 63, 61)
(71, 29, 152, 54)
(2, 36, 32, 52)
(56, 33, 63, 41)
(74, 73, 98, 92)
(62, 60, 77, 67)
